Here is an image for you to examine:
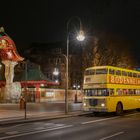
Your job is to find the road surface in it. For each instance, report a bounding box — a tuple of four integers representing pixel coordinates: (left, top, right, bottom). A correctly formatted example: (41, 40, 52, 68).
(0, 111, 140, 140)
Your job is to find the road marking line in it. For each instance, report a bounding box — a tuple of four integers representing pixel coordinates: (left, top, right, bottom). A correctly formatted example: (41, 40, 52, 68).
(81, 117, 119, 125)
(44, 123, 54, 126)
(125, 112, 140, 117)
(99, 131, 124, 140)
(0, 125, 73, 140)
(0, 124, 25, 133)
(6, 131, 19, 135)
(55, 124, 65, 127)
(34, 127, 45, 130)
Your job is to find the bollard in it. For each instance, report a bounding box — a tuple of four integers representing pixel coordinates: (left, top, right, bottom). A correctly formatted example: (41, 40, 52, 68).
(20, 98, 25, 109)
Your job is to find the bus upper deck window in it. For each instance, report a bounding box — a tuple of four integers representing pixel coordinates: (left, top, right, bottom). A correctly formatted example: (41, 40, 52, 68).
(138, 74, 140, 78)
(90, 70, 95, 75)
(128, 72, 132, 77)
(85, 70, 90, 75)
(122, 71, 127, 76)
(85, 70, 95, 75)
(109, 69, 114, 74)
(96, 68, 108, 74)
(133, 73, 137, 77)
(116, 70, 121, 75)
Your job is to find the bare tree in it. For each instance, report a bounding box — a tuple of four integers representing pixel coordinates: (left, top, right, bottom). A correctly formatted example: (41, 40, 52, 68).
(82, 35, 135, 71)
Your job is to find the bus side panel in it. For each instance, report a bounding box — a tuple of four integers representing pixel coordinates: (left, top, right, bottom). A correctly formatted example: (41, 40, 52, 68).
(106, 96, 120, 112)
(107, 96, 140, 112)
(118, 96, 140, 110)
(106, 96, 132, 112)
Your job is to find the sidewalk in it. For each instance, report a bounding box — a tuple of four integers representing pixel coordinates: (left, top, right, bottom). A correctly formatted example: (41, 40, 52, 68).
(0, 102, 89, 126)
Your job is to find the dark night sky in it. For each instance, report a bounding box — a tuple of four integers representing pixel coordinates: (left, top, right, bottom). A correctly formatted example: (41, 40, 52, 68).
(0, 0, 140, 62)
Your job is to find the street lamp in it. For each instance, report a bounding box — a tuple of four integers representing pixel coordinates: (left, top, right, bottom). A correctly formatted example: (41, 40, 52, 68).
(53, 68, 59, 84)
(73, 84, 80, 103)
(65, 17, 85, 114)
(53, 68, 59, 76)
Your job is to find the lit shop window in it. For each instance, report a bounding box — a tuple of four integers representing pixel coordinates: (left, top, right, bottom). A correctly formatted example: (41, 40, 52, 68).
(46, 92, 54, 97)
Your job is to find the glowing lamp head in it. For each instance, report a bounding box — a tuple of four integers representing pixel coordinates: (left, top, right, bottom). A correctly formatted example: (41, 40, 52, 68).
(76, 30, 85, 41)
(53, 68, 59, 76)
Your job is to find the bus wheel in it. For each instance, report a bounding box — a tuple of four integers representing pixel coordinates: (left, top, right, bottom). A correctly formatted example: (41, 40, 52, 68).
(136, 108, 140, 112)
(116, 103, 123, 116)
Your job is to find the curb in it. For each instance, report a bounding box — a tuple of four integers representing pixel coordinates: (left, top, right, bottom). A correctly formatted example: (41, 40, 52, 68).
(0, 112, 91, 126)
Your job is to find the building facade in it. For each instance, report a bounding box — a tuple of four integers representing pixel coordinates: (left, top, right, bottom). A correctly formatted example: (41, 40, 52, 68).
(23, 42, 84, 90)
(0, 59, 83, 103)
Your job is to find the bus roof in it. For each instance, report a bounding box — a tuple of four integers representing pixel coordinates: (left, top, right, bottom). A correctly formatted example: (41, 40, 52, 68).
(85, 66, 140, 74)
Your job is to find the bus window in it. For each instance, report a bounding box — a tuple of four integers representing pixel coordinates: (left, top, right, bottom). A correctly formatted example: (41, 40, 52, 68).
(88, 89, 92, 96)
(109, 69, 115, 75)
(136, 89, 140, 95)
(96, 69, 108, 74)
(128, 89, 135, 95)
(116, 89, 122, 95)
(84, 90, 88, 96)
(128, 72, 132, 77)
(122, 71, 127, 76)
(107, 89, 114, 96)
(84, 89, 98, 96)
(97, 89, 109, 96)
(101, 89, 109, 96)
(85, 70, 95, 75)
(93, 89, 98, 96)
(85, 90, 91, 96)
(133, 73, 137, 78)
(116, 70, 121, 76)
(123, 89, 128, 95)
(97, 89, 102, 96)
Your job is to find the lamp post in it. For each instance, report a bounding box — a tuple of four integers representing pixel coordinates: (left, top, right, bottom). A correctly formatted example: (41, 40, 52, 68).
(73, 84, 80, 103)
(24, 61, 27, 119)
(65, 17, 85, 114)
(53, 68, 59, 83)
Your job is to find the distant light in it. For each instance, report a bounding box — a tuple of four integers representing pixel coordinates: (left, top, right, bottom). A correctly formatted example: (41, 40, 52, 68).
(55, 79, 59, 83)
(73, 84, 80, 89)
(77, 85, 80, 88)
(73, 84, 76, 88)
(76, 30, 85, 41)
(53, 68, 59, 76)
(40, 84, 44, 87)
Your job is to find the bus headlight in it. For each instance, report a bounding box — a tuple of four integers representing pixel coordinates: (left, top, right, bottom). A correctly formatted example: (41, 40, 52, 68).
(101, 103, 105, 107)
(83, 102, 86, 107)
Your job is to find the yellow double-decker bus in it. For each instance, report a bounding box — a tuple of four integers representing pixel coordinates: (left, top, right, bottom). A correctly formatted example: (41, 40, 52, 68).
(83, 66, 140, 115)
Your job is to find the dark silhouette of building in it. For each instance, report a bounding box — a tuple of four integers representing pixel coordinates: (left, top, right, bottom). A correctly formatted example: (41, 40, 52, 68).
(22, 42, 83, 89)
